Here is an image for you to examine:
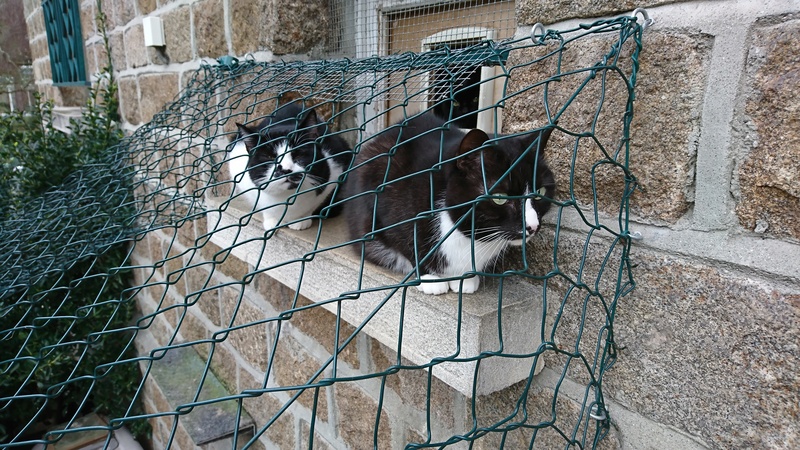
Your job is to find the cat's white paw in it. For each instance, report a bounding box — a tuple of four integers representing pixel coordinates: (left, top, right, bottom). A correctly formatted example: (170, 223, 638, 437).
(261, 213, 282, 231)
(449, 276, 480, 294)
(288, 218, 313, 231)
(417, 274, 450, 295)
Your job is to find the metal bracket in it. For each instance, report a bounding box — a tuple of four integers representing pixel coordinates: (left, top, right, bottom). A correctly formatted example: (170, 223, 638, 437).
(590, 403, 608, 421)
(631, 8, 654, 30)
(531, 23, 547, 44)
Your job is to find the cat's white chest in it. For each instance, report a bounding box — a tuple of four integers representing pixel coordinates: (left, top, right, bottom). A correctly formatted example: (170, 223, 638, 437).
(227, 141, 257, 195)
(227, 139, 340, 230)
(436, 210, 503, 276)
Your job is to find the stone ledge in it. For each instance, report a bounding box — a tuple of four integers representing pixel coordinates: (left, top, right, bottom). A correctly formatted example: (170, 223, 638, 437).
(206, 197, 545, 396)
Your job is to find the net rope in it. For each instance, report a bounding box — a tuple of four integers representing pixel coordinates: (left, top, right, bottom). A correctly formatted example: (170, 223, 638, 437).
(1, 9, 644, 449)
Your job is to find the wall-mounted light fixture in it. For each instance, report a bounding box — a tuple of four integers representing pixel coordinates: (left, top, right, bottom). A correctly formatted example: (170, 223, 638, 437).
(142, 17, 165, 47)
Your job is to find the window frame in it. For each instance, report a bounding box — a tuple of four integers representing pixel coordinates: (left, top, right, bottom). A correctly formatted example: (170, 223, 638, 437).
(42, 0, 89, 87)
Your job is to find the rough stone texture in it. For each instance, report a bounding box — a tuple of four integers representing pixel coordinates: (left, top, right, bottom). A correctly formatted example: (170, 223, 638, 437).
(24, 17, 38, 43)
(219, 290, 270, 372)
(123, 24, 148, 68)
(86, 41, 108, 74)
(185, 266, 220, 327)
(239, 370, 296, 449)
(108, 31, 126, 73)
(247, 438, 267, 450)
(202, 240, 252, 281)
(334, 382, 392, 449)
(149, 313, 175, 347)
(516, 0, 681, 25)
(162, 6, 193, 63)
(288, 295, 360, 369)
(116, 0, 136, 27)
(138, 72, 179, 124)
(527, 227, 800, 448)
(165, 248, 187, 289)
(35, 39, 49, 62)
(524, 229, 627, 393)
(173, 423, 195, 450)
(268, 0, 329, 55)
(176, 218, 198, 248)
(179, 310, 209, 345)
(26, 37, 42, 62)
(179, 69, 200, 91)
(137, 0, 157, 15)
(136, 281, 164, 315)
(99, 0, 116, 30)
(31, 60, 44, 82)
(142, 379, 175, 445)
(230, 0, 270, 55)
(209, 342, 239, 392)
(406, 429, 427, 448)
(147, 47, 170, 66)
(57, 86, 89, 107)
(272, 334, 329, 422)
(371, 340, 456, 434)
(217, 75, 279, 134)
(32, 7, 46, 36)
(79, 0, 95, 40)
(299, 421, 335, 450)
(490, 229, 626, 448)
(735, 18, 800, 240)
(608, 248, 800, 449)
(253, 270, 297, 311)
(193, 0, 228, 58)
(470, 379, 620, 449)
(41, 59, 53, 82)
(505, 30, 712, 224)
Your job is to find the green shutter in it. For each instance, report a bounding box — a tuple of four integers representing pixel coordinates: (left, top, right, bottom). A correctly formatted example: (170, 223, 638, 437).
(42, 0, 88, 86)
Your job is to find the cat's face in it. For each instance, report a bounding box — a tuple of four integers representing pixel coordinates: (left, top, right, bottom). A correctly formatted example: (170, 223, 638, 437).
(235, 110, 327, 191)
(446, 128, 555, 246)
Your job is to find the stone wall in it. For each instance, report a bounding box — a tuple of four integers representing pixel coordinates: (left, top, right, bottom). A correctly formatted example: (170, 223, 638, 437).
(22, 0, 800, 449)
(21, 0, 328, 130)
(507, 1, 800, 449)
(130, 223, 473, 448)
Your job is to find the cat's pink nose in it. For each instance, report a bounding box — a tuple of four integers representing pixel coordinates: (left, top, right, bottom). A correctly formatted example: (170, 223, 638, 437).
(526, 224, 538, 235)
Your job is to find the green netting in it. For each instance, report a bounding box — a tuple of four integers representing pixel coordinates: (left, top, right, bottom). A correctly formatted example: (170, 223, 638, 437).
(1, 10, 645, 450)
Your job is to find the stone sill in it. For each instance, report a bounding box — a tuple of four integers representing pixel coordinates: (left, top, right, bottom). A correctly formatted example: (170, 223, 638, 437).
(51, 106, 85, 133)
(206, 197, 544, 396)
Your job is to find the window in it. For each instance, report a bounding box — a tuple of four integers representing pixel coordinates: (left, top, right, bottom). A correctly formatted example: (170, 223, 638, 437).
(350, 0, 516, 132)
(42, 0, 88, 86)
(421, 27, 501, 131)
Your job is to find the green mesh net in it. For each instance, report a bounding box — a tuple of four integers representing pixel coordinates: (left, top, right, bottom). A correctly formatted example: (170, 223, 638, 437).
(1, 10, 645, 450)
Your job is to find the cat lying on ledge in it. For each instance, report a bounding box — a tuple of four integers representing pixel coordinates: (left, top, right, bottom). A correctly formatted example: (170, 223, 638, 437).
(227, 101, 352, 231)
(343, 112, 556, 295)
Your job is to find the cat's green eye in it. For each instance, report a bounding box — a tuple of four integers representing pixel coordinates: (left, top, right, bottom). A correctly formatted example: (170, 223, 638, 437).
(536, 187, 547, 198)
(492, 194, 508, 206)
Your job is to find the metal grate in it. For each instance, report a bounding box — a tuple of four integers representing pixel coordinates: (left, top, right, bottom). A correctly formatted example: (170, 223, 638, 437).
(327, 0, 516, 58)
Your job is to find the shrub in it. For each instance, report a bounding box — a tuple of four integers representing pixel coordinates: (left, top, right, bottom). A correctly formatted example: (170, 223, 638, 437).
(0, 3, 149, 443)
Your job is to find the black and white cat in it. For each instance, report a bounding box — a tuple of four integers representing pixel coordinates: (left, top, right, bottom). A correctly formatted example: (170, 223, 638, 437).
(227, 101, 352, 231)
(343, 112, 555, 295)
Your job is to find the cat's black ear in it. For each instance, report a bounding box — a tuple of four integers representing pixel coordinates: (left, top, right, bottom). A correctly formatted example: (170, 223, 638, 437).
(536, 126, 554, 153)
(236, 123, 260, 152)
(455, 128, 490, 172)
(524, 126, 555, 155)
(298, 109, 323, 138)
